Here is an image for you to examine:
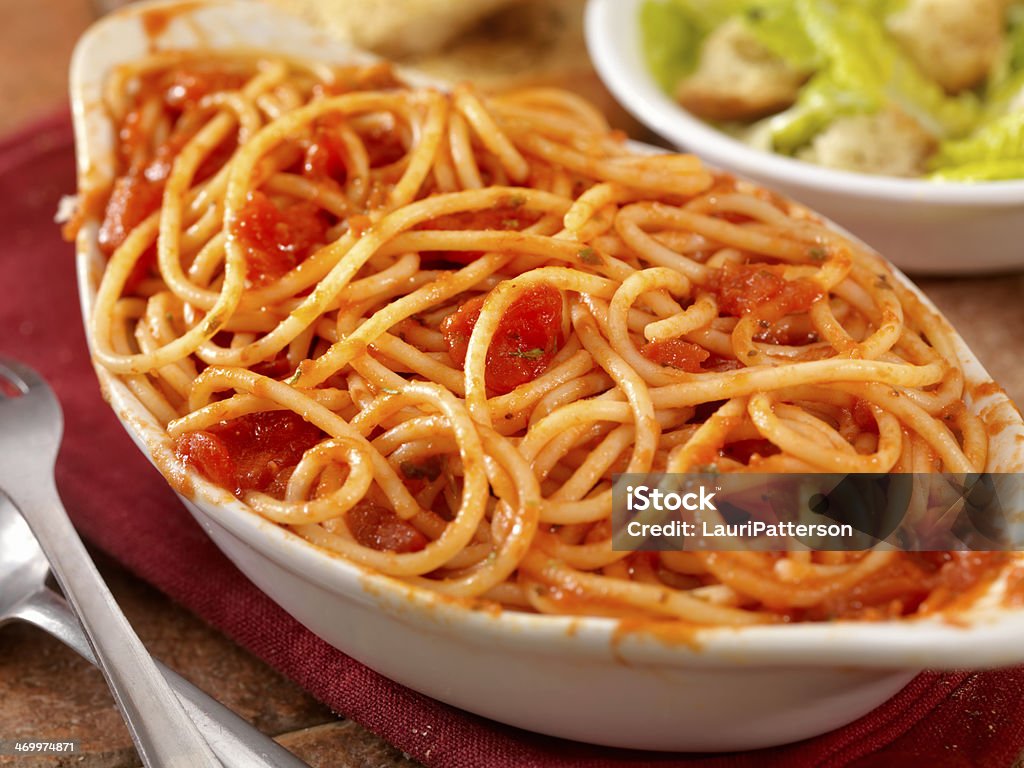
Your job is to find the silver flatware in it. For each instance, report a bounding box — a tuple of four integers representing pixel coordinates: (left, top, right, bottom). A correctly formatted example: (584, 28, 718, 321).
(0, 491, 311, 768)
(0, 356, 219, 767)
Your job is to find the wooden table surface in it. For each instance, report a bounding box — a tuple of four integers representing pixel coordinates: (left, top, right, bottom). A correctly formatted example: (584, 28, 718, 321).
(0, 2, 1021, 767)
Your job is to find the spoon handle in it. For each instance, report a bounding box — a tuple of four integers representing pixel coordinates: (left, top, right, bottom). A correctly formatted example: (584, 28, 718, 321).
(3, 482, 220, 768)
(14, 587, 310, 768)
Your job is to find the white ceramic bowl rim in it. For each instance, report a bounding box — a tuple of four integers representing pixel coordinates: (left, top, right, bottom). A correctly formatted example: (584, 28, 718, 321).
(585, 0, 1024, 207)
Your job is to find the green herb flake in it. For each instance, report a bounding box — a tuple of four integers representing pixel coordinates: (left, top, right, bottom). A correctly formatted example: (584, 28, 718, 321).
(808, 247, 828, 261)
(508, 347, 546, 360)
(201, 312, 224, 333)
(578, 246, 603, 265)
(506, 194, 527, 208)
(399, 457, 443, 482)
(285, 370, 302, 385)
(501, 218, 520, 229)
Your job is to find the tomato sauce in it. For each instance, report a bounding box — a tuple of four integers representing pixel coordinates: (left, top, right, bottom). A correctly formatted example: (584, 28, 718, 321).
(99, 130, 186, 257)
(1003, 566, 1024, 608)
(304, 117, 349, 182)
(723, 439, 779, 465)
(640, 339, 710, 372)
(346, 500, 427, 553)
(100, 67, 245, 262)
(852, 399, 880, 434)
(175, 410, 324, 497)
(803, 552, 1007, 621)
(441, 284, 564, 395)
(231, 190, 329, 286)
(708, 264, 821, 323)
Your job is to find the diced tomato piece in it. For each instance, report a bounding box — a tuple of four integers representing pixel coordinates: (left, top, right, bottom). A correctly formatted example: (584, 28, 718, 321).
(347, 214, 372, 237)
(175, 410, 323, 496)
(708, 264, 821, 322)
(441, 284, 564, 395)
(640, 339, 710, 372)
(99, 171, 164, 256)
(100, 130, 192, 257)
(852, 400, 880, 434)
(231, 190, 329, 286)
(174, 431, 235, 491)
(346, 500, 428, 553)
(304, 116, 349, 181)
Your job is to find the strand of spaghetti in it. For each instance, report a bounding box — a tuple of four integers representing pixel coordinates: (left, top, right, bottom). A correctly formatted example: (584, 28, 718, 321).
(644, 293, 719, 343)
(447, 111, 483, 189)
(699, 551, 897, 609)
(606, 267, 697, 386)
(571, 300, 659, 473)
(205, 187, 569, 373)
(491, 88, 612, 133)
(832, 382, 978, 472)
(520, 550, 771, 624)
(453, 85, 529, 183)
(404, 428, 541, 597)
(666, 397, 748, 473)
(748, 393, 903, 472)
(463, 267, 617, 423)
(508, 130, 713, 198)
(649, 358, 944, 410)
(245, 439, 374, 524)
(170, 367, 423, 520)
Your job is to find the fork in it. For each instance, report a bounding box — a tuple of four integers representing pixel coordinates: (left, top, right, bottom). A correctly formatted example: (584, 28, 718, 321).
(0, 356, 223, 767)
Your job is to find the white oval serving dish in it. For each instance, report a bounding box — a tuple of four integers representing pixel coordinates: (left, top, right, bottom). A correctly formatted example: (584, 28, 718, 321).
(71, 0, 1024, 752)
(585, 0, 1024, 275)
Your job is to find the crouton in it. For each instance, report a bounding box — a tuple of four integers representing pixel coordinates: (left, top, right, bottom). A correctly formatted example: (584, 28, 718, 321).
(676, 19, 806, 123)
(888, 0, 1006, 94)
(797, 108, 938, 177)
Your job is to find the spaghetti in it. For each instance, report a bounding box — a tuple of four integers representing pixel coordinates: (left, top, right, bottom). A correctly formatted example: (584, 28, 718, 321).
(74, 52, 1006, 624)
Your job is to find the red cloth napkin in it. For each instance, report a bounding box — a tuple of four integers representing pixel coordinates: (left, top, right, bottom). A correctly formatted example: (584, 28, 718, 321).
(2, 110, 1023, 768)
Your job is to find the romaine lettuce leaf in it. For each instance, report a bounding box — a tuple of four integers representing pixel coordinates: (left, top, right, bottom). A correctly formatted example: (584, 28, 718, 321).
(795, 0, 978, 138)
(740, 2, 817, 71)
(930, 159, 1024, 182)
(640, 1, 704, 92)
(932, 112, 1024, 169)
(640, 0, 746, 92)
(763, 72, 876, 153)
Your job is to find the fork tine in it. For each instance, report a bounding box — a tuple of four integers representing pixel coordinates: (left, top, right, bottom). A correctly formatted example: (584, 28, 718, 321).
(0, 357, 44, 395)
(0, 359, 29, 399)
